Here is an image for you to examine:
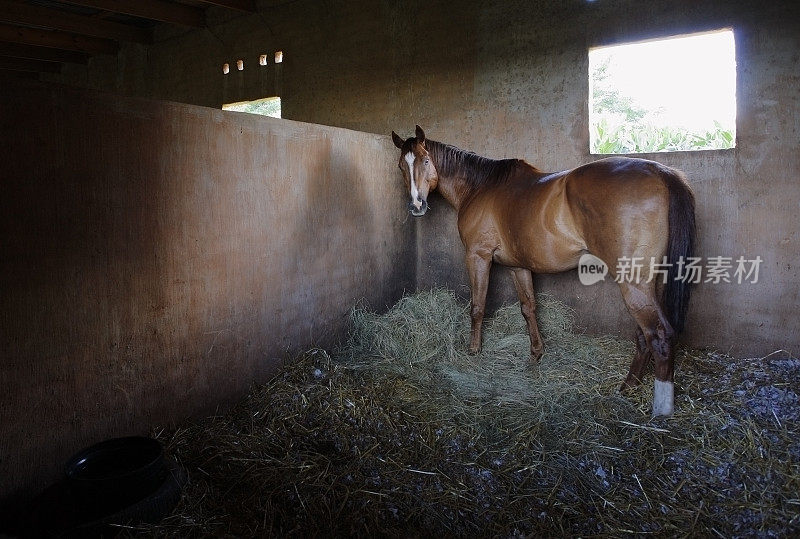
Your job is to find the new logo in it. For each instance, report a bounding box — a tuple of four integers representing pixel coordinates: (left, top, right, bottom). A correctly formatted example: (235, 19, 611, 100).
(578, 253, 608, 285)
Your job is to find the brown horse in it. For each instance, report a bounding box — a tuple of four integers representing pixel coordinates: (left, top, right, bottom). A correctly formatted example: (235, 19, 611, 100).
(391, 125, 695, 417)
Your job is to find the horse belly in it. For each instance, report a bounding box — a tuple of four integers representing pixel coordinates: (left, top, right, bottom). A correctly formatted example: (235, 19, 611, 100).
(520, 233, 584, 273)
(496, 190, 585, 273)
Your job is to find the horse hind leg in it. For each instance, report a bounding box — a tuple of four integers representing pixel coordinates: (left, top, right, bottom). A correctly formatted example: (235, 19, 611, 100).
(618, 282, 676, 417)
(620, 327, 651, 391)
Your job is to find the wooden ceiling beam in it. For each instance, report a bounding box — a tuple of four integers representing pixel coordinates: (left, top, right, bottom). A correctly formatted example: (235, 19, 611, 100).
(0, 1, 152, 44)
(0, 55, 61, 73)
(0, 23, 118, 54)
(58, 0, 205, 28)
(0, 42, 89, 64)
(196, 0, 256, 12)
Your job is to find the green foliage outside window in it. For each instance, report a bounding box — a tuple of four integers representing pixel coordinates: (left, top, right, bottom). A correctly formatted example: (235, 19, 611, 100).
(590, 58, 734, 154)
(224, 97, 281, 118)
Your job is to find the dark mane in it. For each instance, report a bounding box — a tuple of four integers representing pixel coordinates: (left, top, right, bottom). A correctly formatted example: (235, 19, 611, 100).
(425, 139, 524, 190)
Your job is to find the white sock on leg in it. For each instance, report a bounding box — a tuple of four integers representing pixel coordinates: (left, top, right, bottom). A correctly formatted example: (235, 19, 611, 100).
(653, 379, 674, 417)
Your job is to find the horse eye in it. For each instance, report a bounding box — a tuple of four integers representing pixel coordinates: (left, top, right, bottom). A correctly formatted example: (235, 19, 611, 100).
(424, 159, 430, 165)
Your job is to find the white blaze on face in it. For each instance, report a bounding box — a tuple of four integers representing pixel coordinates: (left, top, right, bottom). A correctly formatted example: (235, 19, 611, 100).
(404, 152, 421, 209)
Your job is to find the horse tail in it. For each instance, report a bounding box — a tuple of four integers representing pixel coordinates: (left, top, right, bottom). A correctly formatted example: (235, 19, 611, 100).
(661, 167, 696, 335)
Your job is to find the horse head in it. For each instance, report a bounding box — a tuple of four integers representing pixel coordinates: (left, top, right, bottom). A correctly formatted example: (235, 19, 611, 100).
(391, 125, 438, 217)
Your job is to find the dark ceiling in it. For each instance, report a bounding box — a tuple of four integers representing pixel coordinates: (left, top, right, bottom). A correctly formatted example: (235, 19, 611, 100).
(0, 0, 255, 76)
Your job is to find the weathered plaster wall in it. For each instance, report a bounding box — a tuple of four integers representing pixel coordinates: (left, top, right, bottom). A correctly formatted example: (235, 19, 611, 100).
(44, 0, 799, 356)
(0, 80, 413, 505)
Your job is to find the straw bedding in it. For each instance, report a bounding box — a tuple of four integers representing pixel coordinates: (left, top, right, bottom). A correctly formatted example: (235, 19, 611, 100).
(134, 289, 799, 537)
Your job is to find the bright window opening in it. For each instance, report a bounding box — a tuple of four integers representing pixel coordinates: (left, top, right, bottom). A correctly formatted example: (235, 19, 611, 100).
(589, 29, 736, 154)
(223, 97, 281, 118)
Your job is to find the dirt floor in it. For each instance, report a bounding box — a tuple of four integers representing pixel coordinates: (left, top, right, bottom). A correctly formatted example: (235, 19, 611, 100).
(134, 290, 800, 537)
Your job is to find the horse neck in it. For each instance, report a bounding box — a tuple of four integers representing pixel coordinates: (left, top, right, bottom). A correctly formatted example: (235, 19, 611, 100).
(434, 172, 472, 211)
(427, 141, 476, 212)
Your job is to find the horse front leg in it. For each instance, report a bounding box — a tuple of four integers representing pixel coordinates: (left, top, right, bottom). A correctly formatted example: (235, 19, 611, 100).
(510, 268, 544, 361)
(465, 250, 492, 355)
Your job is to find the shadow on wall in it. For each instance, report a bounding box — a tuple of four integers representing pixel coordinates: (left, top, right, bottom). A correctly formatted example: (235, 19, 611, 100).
(279, 136, 374, 348)
(0, 94, 186, 514)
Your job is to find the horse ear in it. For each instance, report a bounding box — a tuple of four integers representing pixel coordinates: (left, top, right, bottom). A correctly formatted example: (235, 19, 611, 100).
(415, 125, 426, 145)
(391, 131, 404, 149)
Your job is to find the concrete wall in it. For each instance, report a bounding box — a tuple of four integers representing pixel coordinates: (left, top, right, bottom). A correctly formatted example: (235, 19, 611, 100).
(44, 0, 800, 357)
(0, 80, 413, 505)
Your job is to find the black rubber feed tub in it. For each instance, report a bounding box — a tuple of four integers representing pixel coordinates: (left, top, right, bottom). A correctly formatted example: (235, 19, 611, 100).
(18, 436, 185, 537)
(21, 456, 186, 537)
(64, 436, 165, 499)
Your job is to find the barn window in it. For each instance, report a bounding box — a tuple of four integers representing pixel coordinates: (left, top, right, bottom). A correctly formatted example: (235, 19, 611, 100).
(589, 29, 736, 154)
(223, 96, 282, 118)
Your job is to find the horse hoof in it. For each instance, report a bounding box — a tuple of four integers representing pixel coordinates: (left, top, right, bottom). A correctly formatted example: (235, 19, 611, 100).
(530, 349, 543, 362)
(467, 346, 481, 355)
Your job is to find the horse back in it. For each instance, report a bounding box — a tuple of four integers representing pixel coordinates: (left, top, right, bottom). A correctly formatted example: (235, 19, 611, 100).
(457, 157, 673, 273)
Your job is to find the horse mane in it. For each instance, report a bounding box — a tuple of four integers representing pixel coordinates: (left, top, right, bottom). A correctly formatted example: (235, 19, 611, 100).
(425, 139, 524, 191)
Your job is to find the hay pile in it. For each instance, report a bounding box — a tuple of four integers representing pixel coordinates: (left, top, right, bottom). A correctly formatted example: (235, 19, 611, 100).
(135, 289, 799, 537)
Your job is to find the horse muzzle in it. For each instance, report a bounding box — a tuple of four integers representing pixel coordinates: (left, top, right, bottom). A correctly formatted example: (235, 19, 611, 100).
(409, 199, 428, 217)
